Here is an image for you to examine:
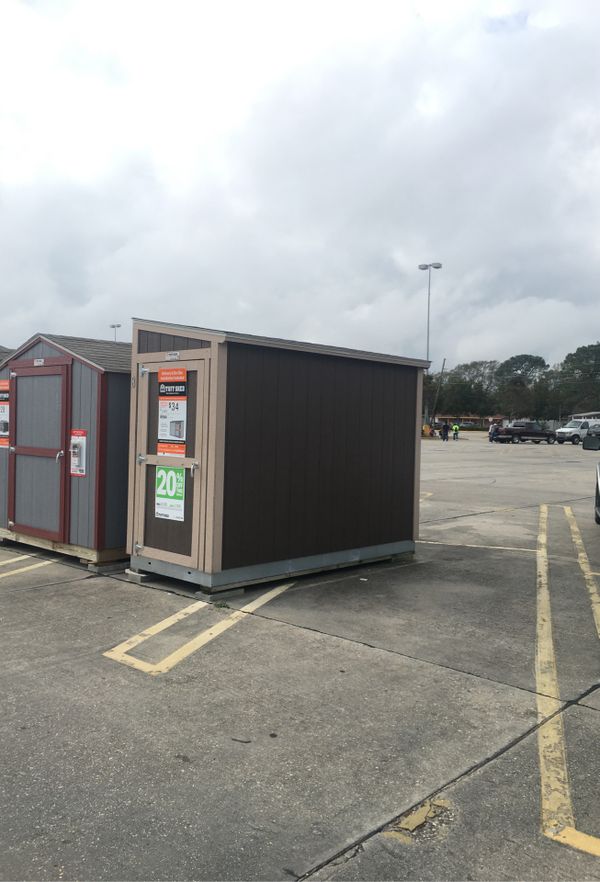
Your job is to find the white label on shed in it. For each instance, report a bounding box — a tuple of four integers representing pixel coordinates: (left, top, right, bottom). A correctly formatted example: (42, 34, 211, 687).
(155, 467, 185, 521)
(34, 358, 45, 366)
(166, 351, 180, 361)
(0, 401, 9, 448)
(70, 429, 87, 477)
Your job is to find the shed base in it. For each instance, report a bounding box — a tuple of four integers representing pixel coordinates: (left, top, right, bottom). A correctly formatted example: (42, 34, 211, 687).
(0, 529, 126, 564)
(130, 540, 415, 593)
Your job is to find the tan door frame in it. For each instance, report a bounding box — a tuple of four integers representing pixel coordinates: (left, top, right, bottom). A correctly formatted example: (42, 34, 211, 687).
(133, 358, 208, 569)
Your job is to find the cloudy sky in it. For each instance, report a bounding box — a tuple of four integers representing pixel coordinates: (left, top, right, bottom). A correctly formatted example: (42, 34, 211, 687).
(1, 0, 599, 369)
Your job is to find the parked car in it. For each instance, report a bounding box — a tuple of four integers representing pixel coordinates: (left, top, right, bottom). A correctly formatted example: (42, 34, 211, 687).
(556, 419, 592, 445)
(582, 430, 600, 523)
(494, 420, 556, 444)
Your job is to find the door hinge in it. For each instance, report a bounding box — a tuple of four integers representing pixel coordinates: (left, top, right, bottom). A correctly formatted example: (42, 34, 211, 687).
(137, 453, 147, 464)
(140, 366, 149, 376)
(134, 542, 143, 554)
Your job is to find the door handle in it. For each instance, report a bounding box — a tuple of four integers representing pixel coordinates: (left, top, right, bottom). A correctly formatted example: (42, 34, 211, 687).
(137, 453, 147, 464)
(56, 450, 64, 462)
(190, 461, 199, 476)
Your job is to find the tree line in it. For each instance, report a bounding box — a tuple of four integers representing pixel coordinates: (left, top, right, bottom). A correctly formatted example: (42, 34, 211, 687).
(423, 342, 600, 421)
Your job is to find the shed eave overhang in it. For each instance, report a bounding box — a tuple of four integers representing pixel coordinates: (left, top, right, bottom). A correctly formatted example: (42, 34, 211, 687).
(132, 317, 430, 370)
(3, 334, 105, 373)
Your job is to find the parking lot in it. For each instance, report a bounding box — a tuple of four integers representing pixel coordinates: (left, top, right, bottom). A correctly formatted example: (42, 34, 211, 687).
(1, 432, 600, 880)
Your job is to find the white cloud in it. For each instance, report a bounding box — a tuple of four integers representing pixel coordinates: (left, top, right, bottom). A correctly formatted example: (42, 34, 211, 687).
(0, 0, 599, 369)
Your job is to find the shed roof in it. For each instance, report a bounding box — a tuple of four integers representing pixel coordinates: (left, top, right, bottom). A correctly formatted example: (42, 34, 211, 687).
(134, 317, 430, 369)
(2, 334, 132, 373)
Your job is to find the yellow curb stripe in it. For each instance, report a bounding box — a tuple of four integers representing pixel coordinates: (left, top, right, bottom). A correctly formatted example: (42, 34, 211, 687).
(563, 506, 600, 640)
(104, 582, 293, 675)
(0, 559, 53, 580)
(0, 555, 32, 567)
(535, 505, 575, 833)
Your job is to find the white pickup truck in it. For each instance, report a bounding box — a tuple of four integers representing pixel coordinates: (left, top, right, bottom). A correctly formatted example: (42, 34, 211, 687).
(556, 419, 594, 445)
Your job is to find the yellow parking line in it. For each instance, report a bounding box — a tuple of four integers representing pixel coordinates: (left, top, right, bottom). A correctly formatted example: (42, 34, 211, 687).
(104, 599, 208, 658)
(563, 506, 600, 639)
(551, 827, 600, 857)
(535, 504, 600, 855)
(535, 505, 574, 833)
(104, 582, 293, 675)
(0, 554, 31, 567)
(0, 559, 53, 580)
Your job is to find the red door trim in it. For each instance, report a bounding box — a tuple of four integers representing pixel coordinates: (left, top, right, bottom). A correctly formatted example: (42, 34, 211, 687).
(9, 364, 71, 378)
(94, 373, 108, 550)
(62, 362, 72, 543)
(8, 365, 71, 543)
(10, 446, 57, 457)
(9, 357, 72, 369)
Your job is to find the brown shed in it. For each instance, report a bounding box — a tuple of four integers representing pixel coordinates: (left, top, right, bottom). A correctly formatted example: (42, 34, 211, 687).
(128, 318, 427, 591)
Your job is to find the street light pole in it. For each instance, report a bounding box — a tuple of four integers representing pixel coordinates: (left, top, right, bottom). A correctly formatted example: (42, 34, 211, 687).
(426, 265, 432, 364)
(418, 262, 442, 367)
(109, 323, 121, 342)
(418, 262, 442, 428)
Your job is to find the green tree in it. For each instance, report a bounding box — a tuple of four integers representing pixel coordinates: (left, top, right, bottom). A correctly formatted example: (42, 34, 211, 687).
(449, 360, 499, 392)
(558, 343, 600, 413)
(441, 360, 498, 416)
(495, 354, 549, 385)
(496, 354, 549, 418)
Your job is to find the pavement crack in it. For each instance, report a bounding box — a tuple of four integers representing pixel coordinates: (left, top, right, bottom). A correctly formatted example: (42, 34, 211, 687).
(300, 684, 597, 880)
(1, 574, 95, 594)
(420, 495, 593, 525)
(239, 606, 547, 701)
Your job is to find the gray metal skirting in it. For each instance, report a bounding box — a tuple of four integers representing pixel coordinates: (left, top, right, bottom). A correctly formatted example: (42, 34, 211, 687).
(131, 540, 415, 592)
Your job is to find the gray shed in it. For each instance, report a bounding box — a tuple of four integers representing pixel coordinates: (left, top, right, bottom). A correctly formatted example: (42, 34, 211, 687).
(0, 334, 131, 562)
(128, 318, 427, 592)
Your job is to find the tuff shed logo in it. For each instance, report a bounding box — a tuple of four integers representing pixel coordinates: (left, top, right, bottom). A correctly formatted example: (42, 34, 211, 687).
(159, 380, 186, 396)
(158, 367, 187, 398)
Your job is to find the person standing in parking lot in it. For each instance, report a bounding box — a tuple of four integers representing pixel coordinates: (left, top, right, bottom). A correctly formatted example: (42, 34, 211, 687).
(452, 422, 459, 440)
(441, 422, 449, 442)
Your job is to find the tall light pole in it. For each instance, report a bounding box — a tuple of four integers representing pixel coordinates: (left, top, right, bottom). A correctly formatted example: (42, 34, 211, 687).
(418, 262, 442, 428)
(418, 262, 442, 365)
(109, 323, 121, 342)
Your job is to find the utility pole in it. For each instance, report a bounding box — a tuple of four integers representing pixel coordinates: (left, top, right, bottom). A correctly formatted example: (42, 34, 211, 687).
(431, 358, 447, 427)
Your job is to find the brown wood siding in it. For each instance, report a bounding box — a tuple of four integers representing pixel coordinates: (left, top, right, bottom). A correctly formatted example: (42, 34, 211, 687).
(138, 331, 211, 353)
(221, 343, 418, 570)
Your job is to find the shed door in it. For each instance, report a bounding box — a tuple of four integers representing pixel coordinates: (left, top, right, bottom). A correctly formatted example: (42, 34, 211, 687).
(8, 365, 70, 542)
(133, 359, 207, 570)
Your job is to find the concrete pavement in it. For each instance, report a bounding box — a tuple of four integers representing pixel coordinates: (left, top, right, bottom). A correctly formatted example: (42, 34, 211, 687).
(1, 431, 600, 879)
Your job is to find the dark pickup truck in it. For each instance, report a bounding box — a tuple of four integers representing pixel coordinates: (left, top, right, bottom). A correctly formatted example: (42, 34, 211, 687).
(494, 421, 556, 444)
